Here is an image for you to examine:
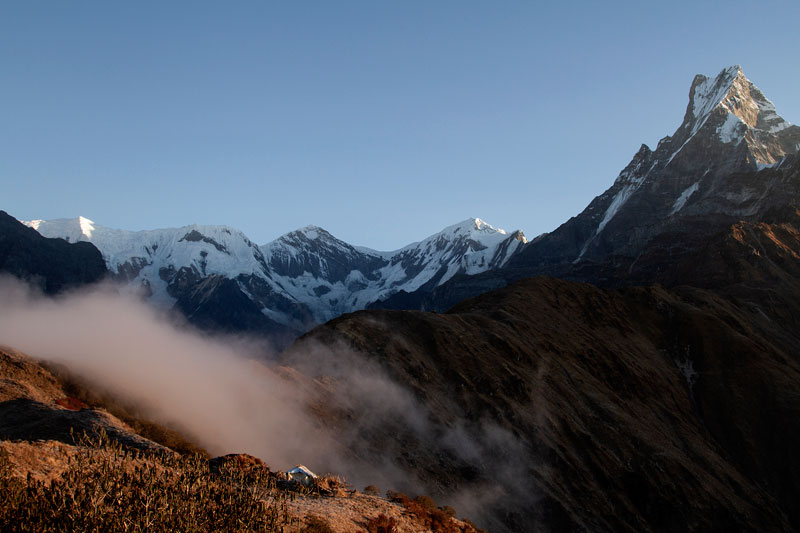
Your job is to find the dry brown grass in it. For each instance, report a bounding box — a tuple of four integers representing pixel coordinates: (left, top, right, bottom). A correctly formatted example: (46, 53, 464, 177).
(0, 429, 291, 532)
(301, 515, 336, 533)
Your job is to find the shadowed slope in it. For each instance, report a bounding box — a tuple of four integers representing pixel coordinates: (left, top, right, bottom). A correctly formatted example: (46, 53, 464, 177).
(0, 211, 106, 294)
(294, 273, 800, 531)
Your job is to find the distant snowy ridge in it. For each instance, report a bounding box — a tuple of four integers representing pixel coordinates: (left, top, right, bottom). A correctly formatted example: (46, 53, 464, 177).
(24, 217, 272, 308)
(23, 216, 526, 332)
(260, 217, 527, 318)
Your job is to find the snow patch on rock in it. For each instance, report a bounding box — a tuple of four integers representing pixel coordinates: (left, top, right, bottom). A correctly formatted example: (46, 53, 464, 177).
(717, 113, 744, 144)
(670, 183, 700, 215)
(596, 184, 636, 235)
(689, 65, 741, 136)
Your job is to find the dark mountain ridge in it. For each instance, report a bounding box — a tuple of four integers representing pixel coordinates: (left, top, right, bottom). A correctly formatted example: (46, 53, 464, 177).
(0, 211, 107, 293)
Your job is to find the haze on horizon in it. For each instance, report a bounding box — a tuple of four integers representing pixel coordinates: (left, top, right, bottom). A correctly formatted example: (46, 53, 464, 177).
(2, 1, 799, 250)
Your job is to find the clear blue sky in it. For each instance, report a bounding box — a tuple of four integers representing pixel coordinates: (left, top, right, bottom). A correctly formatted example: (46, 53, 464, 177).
(2, 1, 799, 250)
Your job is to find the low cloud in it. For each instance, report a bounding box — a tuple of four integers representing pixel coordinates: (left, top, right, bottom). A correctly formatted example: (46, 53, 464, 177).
(0, 275, 329, 466)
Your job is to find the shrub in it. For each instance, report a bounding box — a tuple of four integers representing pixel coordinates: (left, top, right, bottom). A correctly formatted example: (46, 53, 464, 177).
(313, 473, 349, 496)
(363, 484, 380, 496)
(430, 508, 462, 533)
(55, 397, 88, 410)
(386, 489, 407, 503)
(414, 494, 437, 512)
(364, 513, 398, 533)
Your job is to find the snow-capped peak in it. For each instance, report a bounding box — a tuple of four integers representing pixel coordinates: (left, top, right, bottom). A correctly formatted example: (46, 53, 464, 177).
(22, 217, 274, 308)
(685, 65, 795, 142)
(24, 216, 97, 242)
(78, 216, 95, 238)
(472, 217, 502, 233)
(296, 225, 324, 240)
(688, 65, 742, 133)
(666, 65, 800, 169)
(442, 217, 506, 236)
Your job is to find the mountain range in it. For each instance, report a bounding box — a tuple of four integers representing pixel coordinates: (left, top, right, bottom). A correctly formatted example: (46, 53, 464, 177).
(20, 68, 800, 341)
(22, 216, 526, 342)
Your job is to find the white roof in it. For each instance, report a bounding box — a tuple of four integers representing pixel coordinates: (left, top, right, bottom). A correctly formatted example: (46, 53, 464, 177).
(287, 465, 317, 478)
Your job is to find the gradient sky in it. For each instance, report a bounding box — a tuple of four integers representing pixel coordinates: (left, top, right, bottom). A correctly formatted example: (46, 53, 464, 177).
(2, 1, 799, 250)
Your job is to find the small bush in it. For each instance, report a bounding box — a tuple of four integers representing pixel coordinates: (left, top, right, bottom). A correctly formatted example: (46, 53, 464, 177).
(440, 505, 456, 518)
(430, 508, 462, 533)
(364, 513, 398, 533)
(313, 473, 349, 496)
(363, 484, 381, 496)
(386, 489, 407, 503)
(414, 494, 437, 512)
